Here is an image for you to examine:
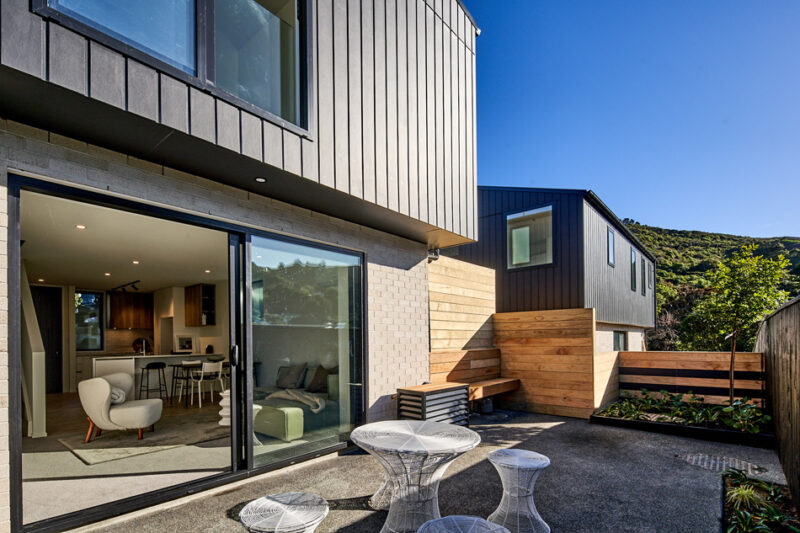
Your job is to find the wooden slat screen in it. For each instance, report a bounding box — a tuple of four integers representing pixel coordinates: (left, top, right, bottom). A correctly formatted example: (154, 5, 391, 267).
(429, 348, 501, 384)
(618, 351, 765, 406)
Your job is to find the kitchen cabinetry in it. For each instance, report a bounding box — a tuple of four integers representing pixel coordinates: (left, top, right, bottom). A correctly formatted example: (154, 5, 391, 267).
(185, 284, 216, 326)
(108, 292, 154, 329)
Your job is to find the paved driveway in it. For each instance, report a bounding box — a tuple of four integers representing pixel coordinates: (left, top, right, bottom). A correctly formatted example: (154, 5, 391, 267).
(92, 412, 783, 533)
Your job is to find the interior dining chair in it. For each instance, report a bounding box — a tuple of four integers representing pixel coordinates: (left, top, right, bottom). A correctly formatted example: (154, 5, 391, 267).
(188, 361, 224, 408)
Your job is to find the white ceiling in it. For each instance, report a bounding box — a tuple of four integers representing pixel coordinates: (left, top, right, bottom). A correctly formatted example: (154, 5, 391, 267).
(21, 191, 228, 292)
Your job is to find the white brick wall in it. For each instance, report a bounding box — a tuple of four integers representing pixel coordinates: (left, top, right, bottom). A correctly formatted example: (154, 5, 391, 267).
(595, 322, 647, 352)
(0, 120, 432, 529)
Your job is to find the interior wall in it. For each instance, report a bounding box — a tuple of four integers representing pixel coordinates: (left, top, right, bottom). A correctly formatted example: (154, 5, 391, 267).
(154, 283, 229, 356)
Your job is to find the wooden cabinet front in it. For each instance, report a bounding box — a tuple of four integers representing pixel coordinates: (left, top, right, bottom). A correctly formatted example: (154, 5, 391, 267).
(185, 284, 216, 327)
(108, 292, 154, 329)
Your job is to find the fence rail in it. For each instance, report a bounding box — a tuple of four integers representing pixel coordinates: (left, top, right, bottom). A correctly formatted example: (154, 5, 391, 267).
(618, 351, 765, 406)
(755, 296, 800, 509)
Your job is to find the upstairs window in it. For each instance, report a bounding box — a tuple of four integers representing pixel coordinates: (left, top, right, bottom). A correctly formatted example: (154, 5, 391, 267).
(648, 262, 654, 289)
(607, 227, 615, 266)
(507, 206, 553, 269)
(39, 0, 308, 127)
(48, 0, 196, 74)
(641, 257, 646, 296)
(630, 248, 637, 291)
(613, 330, 628, 351)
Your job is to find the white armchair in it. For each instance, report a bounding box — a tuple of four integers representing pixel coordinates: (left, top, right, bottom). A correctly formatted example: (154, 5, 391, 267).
(78, 372, 163, 443)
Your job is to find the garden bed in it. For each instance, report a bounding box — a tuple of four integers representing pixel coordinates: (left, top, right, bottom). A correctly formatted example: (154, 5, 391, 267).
(722, 469, 799, 532)
(590, 390, 776, 449)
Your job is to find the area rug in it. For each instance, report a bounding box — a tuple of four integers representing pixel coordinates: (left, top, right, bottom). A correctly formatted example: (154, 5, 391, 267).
(58, 410, 230, 465)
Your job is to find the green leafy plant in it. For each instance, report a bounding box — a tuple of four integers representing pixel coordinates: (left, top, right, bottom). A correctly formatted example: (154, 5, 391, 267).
(722, 399, 772, 434)
(727, 509, 771, 533)
(726, 484, 765, 511)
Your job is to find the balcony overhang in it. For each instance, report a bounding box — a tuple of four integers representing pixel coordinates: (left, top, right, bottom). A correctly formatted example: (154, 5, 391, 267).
(0, 66, 473, 250)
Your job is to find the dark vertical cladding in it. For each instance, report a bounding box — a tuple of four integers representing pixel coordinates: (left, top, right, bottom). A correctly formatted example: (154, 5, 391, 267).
(444, 187, 585, 313)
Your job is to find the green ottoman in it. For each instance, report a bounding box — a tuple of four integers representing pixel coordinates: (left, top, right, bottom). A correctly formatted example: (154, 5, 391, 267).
(253, 404, 304, 442)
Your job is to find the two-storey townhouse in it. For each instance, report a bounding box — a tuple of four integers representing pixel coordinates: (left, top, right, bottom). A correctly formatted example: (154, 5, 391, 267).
(0, 0, 479, 530)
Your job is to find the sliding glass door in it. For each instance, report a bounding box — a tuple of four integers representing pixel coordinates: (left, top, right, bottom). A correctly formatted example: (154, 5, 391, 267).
(248, 235, 363, 467)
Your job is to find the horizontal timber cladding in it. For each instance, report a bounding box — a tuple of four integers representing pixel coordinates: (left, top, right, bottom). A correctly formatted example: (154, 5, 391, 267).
(618, 351, 765, 406)
(443, 187, 586, 313)
(429, 348, 501, 384)
(493, 308, 598, 419)
(428, 256, 496, 351)
(0, 0, 478, 243)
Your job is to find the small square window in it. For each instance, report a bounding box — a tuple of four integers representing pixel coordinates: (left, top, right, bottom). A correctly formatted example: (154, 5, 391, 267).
(607, 227, 615, 266)
(507, 206, 553, 269)
(613, 331, 628, 351)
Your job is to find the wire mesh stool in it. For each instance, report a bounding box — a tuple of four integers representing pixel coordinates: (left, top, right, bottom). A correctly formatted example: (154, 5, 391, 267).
(417, 516, 511, 532)
(239, 492, 329, 533)
(487, 449, 550, 533)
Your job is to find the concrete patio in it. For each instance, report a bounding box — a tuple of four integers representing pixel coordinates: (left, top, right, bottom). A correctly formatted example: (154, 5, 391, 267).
(82, 411, 784, 533)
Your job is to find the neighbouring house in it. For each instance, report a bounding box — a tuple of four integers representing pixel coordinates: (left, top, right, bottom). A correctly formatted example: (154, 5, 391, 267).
(0, 0, 479, 530)
(444, 186, 657, 350)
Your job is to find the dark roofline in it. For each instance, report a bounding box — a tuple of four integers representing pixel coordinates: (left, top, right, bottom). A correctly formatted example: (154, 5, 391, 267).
(456, 0, 480, 32)
(477, 185, 657, 262)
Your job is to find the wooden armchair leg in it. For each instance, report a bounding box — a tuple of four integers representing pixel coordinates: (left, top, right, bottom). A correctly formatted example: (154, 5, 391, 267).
(84, 417, 95, 444)
(96, 427, 102, 437)
(149, 424, 155, 432)
(138, 428, 144, 440)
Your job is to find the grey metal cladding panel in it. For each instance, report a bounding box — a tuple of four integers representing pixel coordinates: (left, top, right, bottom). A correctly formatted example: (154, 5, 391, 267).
(458, 37, 467, 239)
(360, 0, 376, 203)
(301, 138, 317, 181)
(317, 0, 335, 188)
(1, 0, 45, 78)
(159, 74, 188, 133)
(263, 119, 283, 168)
(442, 24, 453, 233)
(47, 23, 87, 95)
(583, 200, 655, 327)
(347, 0, 363, 198)
(283, 130, 302, 176)
(215, 99, 240, 152)
(469, 46, 476, 240)
(126, 60, 158, 121)
(189, 87, 215, 143)
(386, 0, 399, 212)
(434, 17, 444, 229)
(89, 42, 125, 108)
(374, 0, 388, 207)
(332, 0, 349, 192)
(450, 30, 460, 236)
(240, 111, 262, 161)
(396, 0, 409, 217)
(415, 0, 428, 223)
(425, 4, 436, 226)
(406, 0, 419, 220)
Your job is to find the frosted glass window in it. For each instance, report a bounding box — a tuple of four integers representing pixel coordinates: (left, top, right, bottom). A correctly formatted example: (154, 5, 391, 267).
(607, 227, 615, 266)
(215, 0, 299, 123)
(507, 206, 553, 269)
(631, 249, 637, 291)
(49, 0, 196, 74)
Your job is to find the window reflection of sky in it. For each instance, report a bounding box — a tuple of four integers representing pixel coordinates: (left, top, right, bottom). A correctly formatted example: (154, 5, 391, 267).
(252, 236, 359, 269)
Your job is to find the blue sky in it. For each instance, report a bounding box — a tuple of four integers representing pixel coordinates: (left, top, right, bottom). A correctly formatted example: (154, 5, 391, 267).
(463, 1, 800, 237)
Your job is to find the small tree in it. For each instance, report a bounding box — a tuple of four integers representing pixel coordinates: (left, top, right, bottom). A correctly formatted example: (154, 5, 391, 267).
(681, 244, 788, 404)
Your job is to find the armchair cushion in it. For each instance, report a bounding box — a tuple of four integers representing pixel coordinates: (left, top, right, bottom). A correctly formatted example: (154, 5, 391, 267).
(109, 399, 162, 429)
(109, 386, 127, 404)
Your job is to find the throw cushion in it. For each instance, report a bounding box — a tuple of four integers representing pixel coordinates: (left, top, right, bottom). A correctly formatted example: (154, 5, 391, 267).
(276, 363, 307, 389)
(306, 366, 332, 393)
(303, 366, 318, 389)
(109, 386, 127, 405)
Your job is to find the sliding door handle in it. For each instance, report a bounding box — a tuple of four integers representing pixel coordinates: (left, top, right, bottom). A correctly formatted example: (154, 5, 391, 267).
(230, 345, 240, 367)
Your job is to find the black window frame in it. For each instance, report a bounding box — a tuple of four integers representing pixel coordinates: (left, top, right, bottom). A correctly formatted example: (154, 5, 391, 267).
(641, 257, 646, 296)
(613, 330, 628, 351)
(648, 262, 654, 289)
(630, 248, 637, 291)
(74, 289, 105, 352)
(31, 0, 314, 136)
(607, 226, 615, 267)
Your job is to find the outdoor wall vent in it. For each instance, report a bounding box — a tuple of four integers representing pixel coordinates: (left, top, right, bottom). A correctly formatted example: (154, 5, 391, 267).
(427, 249, 440, 263)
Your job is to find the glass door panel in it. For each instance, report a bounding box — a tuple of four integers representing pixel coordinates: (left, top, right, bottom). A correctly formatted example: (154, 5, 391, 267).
(249, 235, 363, 467)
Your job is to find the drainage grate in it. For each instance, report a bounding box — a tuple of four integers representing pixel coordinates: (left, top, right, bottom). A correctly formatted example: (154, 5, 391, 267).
(680, 453, 766, 474)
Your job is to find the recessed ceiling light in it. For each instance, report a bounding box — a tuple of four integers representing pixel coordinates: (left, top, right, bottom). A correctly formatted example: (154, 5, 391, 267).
(37, 278, 44, 282)
(204, 269, 212, 274)
(254, 177, 267, 184)
(132, 260, 140, 265)
(75, 224, 87, 230)
(104, 272, 111, 276)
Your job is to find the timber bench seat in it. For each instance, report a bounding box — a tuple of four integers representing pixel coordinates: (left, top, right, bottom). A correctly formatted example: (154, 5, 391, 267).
(428, 348, 520, 404)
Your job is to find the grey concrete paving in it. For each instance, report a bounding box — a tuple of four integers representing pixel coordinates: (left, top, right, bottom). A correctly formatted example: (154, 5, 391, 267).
(97, 412, 784, 533)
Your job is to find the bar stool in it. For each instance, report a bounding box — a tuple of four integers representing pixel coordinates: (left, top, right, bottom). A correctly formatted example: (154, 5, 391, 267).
(139, 362, 168, 400)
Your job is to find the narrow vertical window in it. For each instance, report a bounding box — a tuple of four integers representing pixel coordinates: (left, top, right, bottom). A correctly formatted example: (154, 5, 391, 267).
(75, 291, 104, 351)
(613, 331, 628, 351)
(631, 249, 637, 291)
(648, 262, 654, 289)
(607, 227, 615, 266)
(641, 258, 646, 296)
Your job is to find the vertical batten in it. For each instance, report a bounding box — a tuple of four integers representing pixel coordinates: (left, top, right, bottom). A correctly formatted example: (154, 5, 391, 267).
(416, 0, 428, 223)
(450, 30, 461, 236)
(406, 0, 419, 219)
(302, 0, 320, 183)
(47, 24, 88, 96)
(317, 0, 335, 187)
(396, 0, 410, 216)
(434, 14, 445, 228)
(385, 0, 399, 211)
(333, 0, 350, 192)
(425, 4, 436, 226)
(361, 0, 377, 203)
(442, 19, 452, 233)
(470, 35, 477, 239)
(459, 35, 467, 240)
(347, 0, 363, 197)
(374, 0, 388, 207)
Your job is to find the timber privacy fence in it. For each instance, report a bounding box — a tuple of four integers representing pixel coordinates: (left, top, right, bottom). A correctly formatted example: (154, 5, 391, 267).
(755, 295, 800, 509)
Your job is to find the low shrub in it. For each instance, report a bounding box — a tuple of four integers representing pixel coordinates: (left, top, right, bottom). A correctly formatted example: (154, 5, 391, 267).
(723, 469, 800, 533)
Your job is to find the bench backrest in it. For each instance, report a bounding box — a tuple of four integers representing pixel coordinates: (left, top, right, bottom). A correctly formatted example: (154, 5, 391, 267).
(429, 348, 501, 384)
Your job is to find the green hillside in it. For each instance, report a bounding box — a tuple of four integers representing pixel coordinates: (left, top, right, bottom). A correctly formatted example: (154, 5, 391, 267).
(622, 220, 800, 349)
